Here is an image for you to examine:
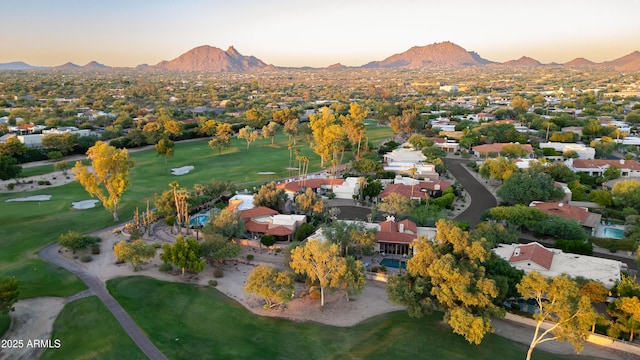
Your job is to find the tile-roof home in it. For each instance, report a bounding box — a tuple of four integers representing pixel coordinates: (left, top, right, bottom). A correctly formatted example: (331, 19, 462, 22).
(494, 242, 624, 288)
(376, 217, 418, 256)
(529, 201, 601, 228)
(277, 178, 344, 196)
(241, 206, 305, 242)
(565, 158, 640, 178)
(472, 143, 534, 158)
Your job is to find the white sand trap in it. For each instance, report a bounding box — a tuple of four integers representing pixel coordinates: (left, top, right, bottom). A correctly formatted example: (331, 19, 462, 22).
(72, 199, 100, 209)
(257, 171, 275, 175)
(171, 166, 194, 175)
(6, 195, 52, 202)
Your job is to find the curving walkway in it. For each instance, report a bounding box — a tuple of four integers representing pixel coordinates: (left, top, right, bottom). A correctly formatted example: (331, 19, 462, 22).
(39, 244, 168, 360)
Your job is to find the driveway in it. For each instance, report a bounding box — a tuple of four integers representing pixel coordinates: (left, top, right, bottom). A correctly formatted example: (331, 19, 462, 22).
(444, 157, 497, 228)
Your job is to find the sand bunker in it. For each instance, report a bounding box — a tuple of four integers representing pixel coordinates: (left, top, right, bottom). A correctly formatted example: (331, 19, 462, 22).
(257, 171, 275, 175)
(171, 166, 194, 176)
(6, 195, 52, 202)
(71, 199, 100, 209)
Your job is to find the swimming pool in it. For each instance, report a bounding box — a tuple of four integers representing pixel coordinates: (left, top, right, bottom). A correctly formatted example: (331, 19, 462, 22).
(602, 226, 624, 239)
(379, 258, 406, 269)
(189, 211, 211, 228)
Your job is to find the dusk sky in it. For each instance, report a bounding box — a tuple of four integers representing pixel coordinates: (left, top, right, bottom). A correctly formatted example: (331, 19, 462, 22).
(4, 0, 640, 68)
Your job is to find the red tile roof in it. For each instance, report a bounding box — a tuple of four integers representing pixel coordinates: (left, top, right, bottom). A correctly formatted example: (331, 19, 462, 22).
(265, 226, 293, 236)
(240, 206, 278, 220)
(278, 178, 344, 193)
(245, 219, 268, 233)
(244, 220, 293, 236)
(530, 201, 588, 223)
(377, 219, 418, 244)
(571, 159, 640, 171)
(508, 243, 554, 270)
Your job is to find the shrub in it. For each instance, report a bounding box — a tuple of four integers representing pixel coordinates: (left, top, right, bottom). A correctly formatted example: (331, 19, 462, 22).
(152, 242, 162, 249)
(293, 223, 316, 242)
(554, 239, 593, 255)
(208, 280, 218, 287)
(275, 247, 282, 253)
(79, 254, 92, 263)
(91, 244, 101, 255)
(6, 183, 14, 190)
(213, 268, 224, 278)
(37, 180, 46, 185)
(260, 234, 277, 248)
(246, 254, 254, 261)
(159, 263, 173, 272)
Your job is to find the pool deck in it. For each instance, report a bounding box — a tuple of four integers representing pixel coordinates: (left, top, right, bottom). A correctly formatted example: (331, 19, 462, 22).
(593, 224, 626, 239)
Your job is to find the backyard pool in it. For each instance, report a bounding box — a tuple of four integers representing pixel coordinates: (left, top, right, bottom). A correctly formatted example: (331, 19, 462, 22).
(595, 224, 625, 239)
(379, 258, 406, 270)
(189, 211, 211, 228)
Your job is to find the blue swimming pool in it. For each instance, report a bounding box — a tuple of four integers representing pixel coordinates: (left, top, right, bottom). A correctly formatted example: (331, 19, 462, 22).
(189, 211, 211, 228)
(603, 226, 624, 239)
(379, 258, 406, 269)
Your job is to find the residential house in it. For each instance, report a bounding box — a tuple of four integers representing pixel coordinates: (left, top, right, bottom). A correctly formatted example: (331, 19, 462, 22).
(241, 206, 305, 242)
(565, 158, 640, 178)
(529, 201, 601, 229)
(493, 242, 624, 288)
(471, 143, 535, 158)
(383, 145, 439, 180)
(431, 137, 460, 153)
(538, 142, 595, 160)
(379, 177, 451, 201)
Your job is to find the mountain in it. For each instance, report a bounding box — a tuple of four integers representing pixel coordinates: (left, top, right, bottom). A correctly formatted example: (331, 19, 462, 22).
(82, 61, 110, 69)
(362, 41, 493, 68)
(600, 51, 640, 71)
(53, 62, 82, 70)
(0, 61, 42, 70)
(564, 57, 596, 66)
(152, 45, 273, 71)
(502, 56, 543, 67)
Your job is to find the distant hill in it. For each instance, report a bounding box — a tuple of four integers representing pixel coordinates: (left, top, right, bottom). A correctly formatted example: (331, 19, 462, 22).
(82, 61, 110, 69)
(502, 56, 543, 67)
(564, 57, 596, 66)
(362, 41, 493, 68)
(0, 61, 42, 70)
(53, 62, 82, 70)
(152, 45, 273, 71)
(600, 51, 640, 71)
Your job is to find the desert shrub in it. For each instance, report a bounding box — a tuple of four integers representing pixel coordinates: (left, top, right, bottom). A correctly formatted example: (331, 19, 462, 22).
(293, 223, 316, 242)
(37, 180, 46, 185)
(91, 244, 101, 255)
(260, 234, 276, 247)
(152, 242, 162, 249)
(213, 268, 224, 278)
(79, 254, 92, 263)
(159, 263, 173, 272)
(246, 254, 254, 261)
(6, 183, 14, 190)
(208, 280, 218, 287)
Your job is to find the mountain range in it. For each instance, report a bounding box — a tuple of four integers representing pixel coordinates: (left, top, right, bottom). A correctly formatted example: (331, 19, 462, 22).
(2, 42, 640, 71)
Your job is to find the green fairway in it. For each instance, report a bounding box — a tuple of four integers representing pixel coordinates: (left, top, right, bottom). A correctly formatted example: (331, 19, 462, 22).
(40, 296, 146, 360)
(107, 276, 585, 360)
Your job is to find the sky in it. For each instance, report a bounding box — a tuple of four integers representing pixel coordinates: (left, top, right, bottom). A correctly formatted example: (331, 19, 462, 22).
(3, 0, 640, 68)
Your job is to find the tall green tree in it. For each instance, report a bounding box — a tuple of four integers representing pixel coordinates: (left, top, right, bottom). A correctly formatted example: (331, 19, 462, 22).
(0, 154, 21, 180)
(73, 141, 134, 221)
(113, 240, 156, 271)
(262, 121, 281, 144)
(238, 126, 260, 149)
(335, 255, 366, 301)
(253, 181, 288, 211)
(200, 232, 242, 265)
(160, 235, 205, 277)
(496, 170, 563, 205)
(479, 157, 517, 182)
(155, 138, 174, 163)
(517, 272, 598, 360)
(386, 219, 502, 345)
(208, 123, 233, 155)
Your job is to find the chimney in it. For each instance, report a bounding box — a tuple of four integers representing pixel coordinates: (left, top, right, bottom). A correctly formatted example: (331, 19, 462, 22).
(620, 159, 625, 165)
(399, 223, 405, 233)
(558, 203, 563, 207)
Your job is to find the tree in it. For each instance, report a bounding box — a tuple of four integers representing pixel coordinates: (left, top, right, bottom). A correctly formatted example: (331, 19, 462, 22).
(253, 181, 288, 211)
(208, 123, 233, 155)
(160, 235, 205, 277)
(73, 141, 134, 221)
(353, 158, 382, 174)
(244, 108, 267, 128)
(290, 239, 345, 307)
(0, 138, 27, 157)
(517, 272, 597, 360)
(155, 138, 174, 163)
(590, 136, 616, 158)
(612, 179, 640, 211)
(500, 143, 528, 158)
(470, 221, 518, 247)
(142, 122, 164, 144)
(0, 154, 22, 180)
(496, 170, 563, 205)
(244, 265, 294, 309)
(41, 132, 78, 155)
(295, 188, 324, 215)
(389, 109, 417, 136)
(341, 102, 368, 157)
(53, 160, 71, 175)
(479, 157, 516, 182)
(262, 121, 281, 144)
(612, 296, 640, 342)
(283, 118, 299, 145)
(603, 164, 621, 181)
(309, 107, 339, 167)
(200, 233, 241, 265)
(386, 219, 502, 345)
(163, 120, 183, 139)
(335, 256, 366, 301)
(113, 240, 156, 271)
(379, 193, 413, 216)
(0, 277, 19, 314)
(206, 208, 246, 239)
(238, 126, 260, 149)
(407, 134, 431, 150)
(588, 189, 613, 206)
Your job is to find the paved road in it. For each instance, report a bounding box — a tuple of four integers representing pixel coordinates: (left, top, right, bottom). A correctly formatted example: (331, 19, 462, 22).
(39, 244, 167, 360)
(444, 157, 497, 227)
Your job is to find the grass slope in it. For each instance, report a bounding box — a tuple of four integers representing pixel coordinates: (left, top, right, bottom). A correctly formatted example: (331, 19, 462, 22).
(40, 296, 145, 360)
(107, 276, 584, 360)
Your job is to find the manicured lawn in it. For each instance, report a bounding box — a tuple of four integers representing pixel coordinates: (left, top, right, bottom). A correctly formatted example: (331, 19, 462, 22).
(107, 276, 584, 360)
(40, 296, 145, 360)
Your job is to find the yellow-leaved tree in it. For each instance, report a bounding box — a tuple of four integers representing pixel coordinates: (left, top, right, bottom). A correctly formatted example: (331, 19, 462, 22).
(73, 141, 134, 221)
